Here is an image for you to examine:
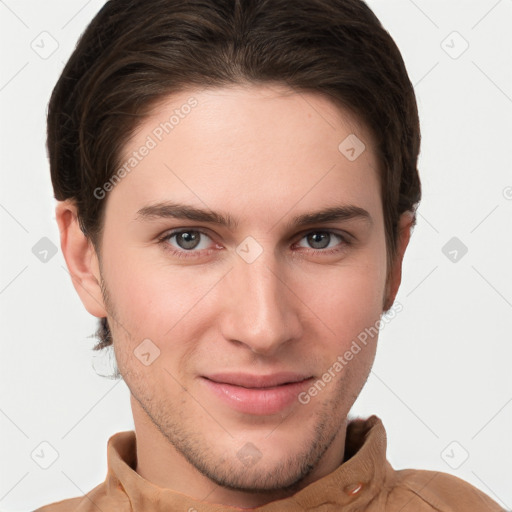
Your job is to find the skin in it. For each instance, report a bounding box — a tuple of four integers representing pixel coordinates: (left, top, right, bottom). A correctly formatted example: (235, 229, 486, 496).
(56, 83, 413, 509)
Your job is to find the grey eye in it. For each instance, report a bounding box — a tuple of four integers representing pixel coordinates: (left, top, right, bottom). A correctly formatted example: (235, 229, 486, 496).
(172, 231, 204, 250)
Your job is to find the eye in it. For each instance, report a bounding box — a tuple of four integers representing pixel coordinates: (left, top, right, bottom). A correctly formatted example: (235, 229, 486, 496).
(157, 228, 351, 260)
(158, 229, 217, 257)
(296, 231, 349, 251)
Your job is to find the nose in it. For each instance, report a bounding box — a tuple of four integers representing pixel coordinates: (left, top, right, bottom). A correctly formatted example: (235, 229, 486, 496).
(219, 252, 303, 357)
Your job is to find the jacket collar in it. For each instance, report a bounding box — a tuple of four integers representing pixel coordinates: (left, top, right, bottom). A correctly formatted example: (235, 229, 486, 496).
(105, 415, 391, 511)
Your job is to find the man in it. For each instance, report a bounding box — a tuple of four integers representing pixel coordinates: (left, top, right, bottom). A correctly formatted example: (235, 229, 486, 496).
(36, 0, 504, 510)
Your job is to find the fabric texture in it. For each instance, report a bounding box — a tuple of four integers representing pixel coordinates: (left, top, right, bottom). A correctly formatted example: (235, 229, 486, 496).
(34, 415, 505, 511)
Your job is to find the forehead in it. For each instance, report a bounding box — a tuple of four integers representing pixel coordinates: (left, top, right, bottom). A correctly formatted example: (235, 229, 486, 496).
(106, 83, 382, 228)
(137, 83, 374, 154)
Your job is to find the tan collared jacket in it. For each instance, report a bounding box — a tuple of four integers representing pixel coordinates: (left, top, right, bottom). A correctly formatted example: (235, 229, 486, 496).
(35, 415, 506, 511)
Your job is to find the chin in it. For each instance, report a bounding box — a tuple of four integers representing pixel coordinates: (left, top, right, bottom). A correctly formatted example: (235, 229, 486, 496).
(202, 456, 315, 494)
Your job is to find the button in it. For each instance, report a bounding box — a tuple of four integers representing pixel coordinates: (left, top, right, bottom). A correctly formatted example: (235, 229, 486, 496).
(343, 482, 363, 496)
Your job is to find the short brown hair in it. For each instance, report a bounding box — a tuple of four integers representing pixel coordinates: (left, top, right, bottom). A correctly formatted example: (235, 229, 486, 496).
(47, 0, 421, 352)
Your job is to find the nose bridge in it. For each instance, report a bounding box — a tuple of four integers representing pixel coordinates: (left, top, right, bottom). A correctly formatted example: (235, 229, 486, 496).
(221, 246, 302, 355)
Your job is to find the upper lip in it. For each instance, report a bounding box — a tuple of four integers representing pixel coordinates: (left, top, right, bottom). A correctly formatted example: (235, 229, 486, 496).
(203, 372, 313, 388)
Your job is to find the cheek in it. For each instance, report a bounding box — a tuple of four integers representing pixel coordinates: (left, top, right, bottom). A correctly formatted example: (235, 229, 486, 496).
(106, 263, 209, 386)
(291, 252, 387, 343)
(104, 248, 220, 344)
(307, 262, 384, 385)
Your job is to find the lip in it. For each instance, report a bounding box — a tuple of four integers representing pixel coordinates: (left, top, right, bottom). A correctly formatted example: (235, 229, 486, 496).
(201, 372, 314, 415)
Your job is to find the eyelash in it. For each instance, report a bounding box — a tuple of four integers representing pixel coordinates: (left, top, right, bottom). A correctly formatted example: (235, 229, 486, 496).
(157, 229, 352, 260)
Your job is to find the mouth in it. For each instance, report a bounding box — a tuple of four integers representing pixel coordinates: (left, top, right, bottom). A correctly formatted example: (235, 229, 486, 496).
(200, 372, 314, 415)
(204, 372, 312, 388)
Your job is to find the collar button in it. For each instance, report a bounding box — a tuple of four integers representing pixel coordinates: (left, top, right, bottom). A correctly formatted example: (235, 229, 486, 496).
(343, 482, 364, 496)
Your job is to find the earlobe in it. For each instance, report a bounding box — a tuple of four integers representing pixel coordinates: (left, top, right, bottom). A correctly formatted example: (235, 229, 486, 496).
(383, 211, 415, 311)
(55, 200, 107, 318)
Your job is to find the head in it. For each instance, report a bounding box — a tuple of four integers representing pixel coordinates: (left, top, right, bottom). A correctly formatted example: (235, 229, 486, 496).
(49, 0, 420, 503)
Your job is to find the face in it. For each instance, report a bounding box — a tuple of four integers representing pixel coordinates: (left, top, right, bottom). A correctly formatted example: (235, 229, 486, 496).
(87, 84, 397, 501)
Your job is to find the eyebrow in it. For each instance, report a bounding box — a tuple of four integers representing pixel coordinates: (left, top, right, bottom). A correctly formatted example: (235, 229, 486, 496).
(135, 201, 372, 230)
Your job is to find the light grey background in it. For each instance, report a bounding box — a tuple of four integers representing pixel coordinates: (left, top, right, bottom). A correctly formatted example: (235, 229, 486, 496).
(1, 0, 511, 510)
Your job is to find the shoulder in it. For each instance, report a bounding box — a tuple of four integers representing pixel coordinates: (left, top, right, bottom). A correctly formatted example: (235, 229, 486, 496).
(32, 482, 130, 512)
(386, 467, 506, 511)
(33, 496, 84, 512)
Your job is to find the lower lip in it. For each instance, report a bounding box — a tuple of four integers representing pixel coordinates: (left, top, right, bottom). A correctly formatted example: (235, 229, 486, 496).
(201, 377, 313, 415)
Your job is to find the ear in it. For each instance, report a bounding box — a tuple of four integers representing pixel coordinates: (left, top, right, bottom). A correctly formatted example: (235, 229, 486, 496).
(383, 211, 415, 311)
(55, 200, 107, 318)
